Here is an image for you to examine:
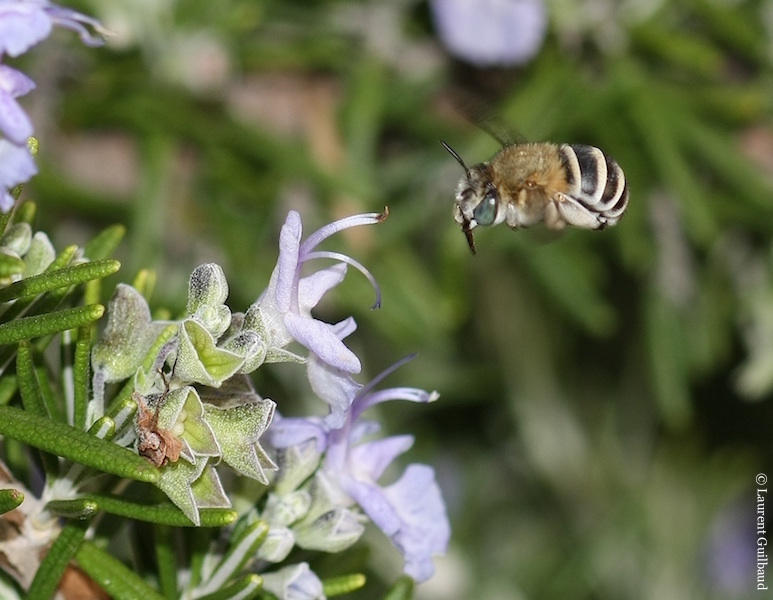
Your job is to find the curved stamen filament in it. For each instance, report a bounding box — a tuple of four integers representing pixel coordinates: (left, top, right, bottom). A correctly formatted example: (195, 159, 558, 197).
(302, 250, 383, 309)
(299, 209, 389, 257)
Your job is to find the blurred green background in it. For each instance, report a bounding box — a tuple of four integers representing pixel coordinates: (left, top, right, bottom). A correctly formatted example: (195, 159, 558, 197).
(13, 0, 773, 597)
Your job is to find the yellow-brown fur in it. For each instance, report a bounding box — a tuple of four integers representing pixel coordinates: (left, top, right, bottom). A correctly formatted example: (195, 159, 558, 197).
(489, 143, 570, 207)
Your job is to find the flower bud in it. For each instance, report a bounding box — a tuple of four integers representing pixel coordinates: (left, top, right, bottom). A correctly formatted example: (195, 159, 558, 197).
(256, 525, 295, 563)
(92, 284, 160, 382)
(261, 563, 325, 600)
(293, 507, 365, 553)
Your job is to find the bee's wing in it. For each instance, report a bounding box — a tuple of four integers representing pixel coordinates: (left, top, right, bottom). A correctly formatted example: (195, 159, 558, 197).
(478, 117, 521, 147)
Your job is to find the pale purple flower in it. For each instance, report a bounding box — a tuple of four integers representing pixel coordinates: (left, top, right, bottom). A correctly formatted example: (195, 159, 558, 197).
(254, 209, 386, 374)
(430, 0, 547, 67)
(0, 0, 104, 212)
(0, 0, 104, 58)
(270, 355, 450, 583)
(0, 65, 34, 144)
(0, 139, 36, 211)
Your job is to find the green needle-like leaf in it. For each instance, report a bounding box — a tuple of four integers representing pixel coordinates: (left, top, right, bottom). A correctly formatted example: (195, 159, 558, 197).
(87, 415, 116, 440)
(0, 304, 104, 346)
(78, 493, 237, 527)
(0, 405, 158, 482)
(104, 395, 137, 434)
(46, 244, 78, 272)
(45, 498, 100, 519)
(153, 525, 178, 599)
(0, 375, 17, 405)
(0, 259, 120, 303)
(13, 199, 35, 223)
(75, 540, 167, 600)
(324, 574, 367, 597)
(73, 326, 91, 430)
(0, 488, 24, 514)
(382, 576, 414, 600)
(27, 519, 88, 600)
(83, 224, 126, 261)
(0, 209, 11, 238)
(194, 574, 262, 600)
(17, 341, 59, 476)
(17, 341, 48, 417)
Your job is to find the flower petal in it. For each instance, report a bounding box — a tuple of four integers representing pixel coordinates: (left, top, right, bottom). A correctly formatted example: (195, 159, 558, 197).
(307, 353, 361, 429)
(0, 4, 52, 57)
(348, 435, 414, 482)
(0, 139, 37, 188)
(269, 416, 328, 453)
(275, 210, 302, 312)
(0, 65, 36, 97)
(284, 313, 361, 374)
(0, 189, 14, 213)
(297, 263, 347, 313)
(382, 464, 450, 582)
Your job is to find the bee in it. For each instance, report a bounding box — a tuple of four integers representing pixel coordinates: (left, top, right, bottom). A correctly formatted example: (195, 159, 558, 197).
(442, 140, 629, 253)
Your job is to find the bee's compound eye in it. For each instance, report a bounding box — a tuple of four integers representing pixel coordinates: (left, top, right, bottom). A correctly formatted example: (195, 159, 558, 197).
(473, 193, 497, 226)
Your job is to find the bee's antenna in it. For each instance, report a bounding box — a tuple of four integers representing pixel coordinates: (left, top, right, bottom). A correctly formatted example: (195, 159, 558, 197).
(440, 140, 471, 177)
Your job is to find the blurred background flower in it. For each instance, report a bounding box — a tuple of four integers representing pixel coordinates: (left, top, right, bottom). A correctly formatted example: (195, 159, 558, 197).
(430, 0, 548, 66)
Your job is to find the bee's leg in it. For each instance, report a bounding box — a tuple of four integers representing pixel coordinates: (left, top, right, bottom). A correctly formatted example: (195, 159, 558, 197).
(544, 201, 567, 230)
(553, 195, 604, 229)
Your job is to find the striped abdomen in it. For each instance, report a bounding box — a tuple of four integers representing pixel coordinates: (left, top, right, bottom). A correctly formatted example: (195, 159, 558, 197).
(559, 144, 629, 226)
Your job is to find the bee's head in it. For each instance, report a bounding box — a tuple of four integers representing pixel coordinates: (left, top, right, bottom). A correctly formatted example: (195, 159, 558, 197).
(441, 141, 500, 254)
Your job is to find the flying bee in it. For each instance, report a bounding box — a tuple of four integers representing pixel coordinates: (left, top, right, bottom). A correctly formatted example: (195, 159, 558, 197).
(442, 140, 629, 253)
